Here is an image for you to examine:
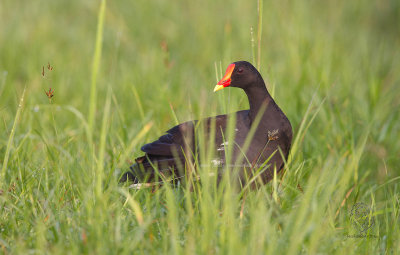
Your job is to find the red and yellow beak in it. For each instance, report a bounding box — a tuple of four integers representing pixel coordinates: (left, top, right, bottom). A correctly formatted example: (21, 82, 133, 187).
(214, 63, 235, 92)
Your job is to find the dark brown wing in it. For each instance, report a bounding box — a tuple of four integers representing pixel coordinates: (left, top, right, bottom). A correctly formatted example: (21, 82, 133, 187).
(141, 120, 197, 156)
(120, 115, 231, 184)
(119, 120, 197, 184)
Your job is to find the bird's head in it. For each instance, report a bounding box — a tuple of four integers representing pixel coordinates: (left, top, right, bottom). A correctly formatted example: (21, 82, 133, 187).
(214, 61, 263, 92)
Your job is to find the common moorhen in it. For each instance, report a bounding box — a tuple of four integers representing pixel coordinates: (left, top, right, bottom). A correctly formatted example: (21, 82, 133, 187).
(120, 61, 292, 187)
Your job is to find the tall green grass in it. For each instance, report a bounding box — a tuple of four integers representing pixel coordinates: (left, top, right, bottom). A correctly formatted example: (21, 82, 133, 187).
(0, 0, 399, 254)
(88, 0, 107, 135)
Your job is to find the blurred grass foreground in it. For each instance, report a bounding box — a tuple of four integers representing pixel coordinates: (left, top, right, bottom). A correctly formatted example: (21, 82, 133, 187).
(0, 0, 399, 254)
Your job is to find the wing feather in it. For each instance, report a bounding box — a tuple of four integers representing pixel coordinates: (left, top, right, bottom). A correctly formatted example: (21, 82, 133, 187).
(141, 120, 196, 156)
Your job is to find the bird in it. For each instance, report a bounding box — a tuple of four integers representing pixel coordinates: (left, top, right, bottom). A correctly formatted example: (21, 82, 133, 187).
(120, 61, 292, 188)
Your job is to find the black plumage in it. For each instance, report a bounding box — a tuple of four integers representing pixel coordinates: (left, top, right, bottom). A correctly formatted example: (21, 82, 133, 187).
(120, 61, 292, 186)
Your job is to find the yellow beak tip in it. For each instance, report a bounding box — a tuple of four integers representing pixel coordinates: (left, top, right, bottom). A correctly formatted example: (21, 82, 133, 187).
(213, 85, 224, 92)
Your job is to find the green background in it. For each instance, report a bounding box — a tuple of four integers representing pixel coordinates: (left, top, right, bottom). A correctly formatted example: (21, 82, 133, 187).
(0, 0, 399, 254)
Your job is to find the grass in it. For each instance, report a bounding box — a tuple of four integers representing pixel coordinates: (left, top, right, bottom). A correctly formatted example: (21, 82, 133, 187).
(1, 0, 399, 254)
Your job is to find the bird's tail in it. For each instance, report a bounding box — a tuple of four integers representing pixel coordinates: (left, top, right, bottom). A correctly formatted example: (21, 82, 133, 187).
(119, 155, 185, 188)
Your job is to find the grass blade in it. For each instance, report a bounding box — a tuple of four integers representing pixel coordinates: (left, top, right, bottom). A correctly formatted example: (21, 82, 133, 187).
(88, 0, 107, 133)
(257, 0, 263, 70)
(96, 89, 111, 196)
(1, 87, 25, 185)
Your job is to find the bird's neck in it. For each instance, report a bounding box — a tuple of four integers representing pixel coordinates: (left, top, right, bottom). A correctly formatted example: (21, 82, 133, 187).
(244, 84, 272, 122)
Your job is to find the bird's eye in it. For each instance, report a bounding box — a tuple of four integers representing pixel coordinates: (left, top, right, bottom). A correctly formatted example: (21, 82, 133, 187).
(237, 68, 243, 74)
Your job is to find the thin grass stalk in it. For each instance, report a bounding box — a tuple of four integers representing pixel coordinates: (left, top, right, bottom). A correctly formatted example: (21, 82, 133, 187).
(131, 86, 145, 122)
(286, 94, 325, 169)
(88, 0, 107, 133)
(283, 168, 320, 254)
(96, 89, 111, 197)
(49, 102, 59, 142)
(250, 26, 256, 65)
(0, 71, 7, 96)
(119, 189, 144, 226)
(257, 0, 263, 70)
(165, 184, 181, 254)
(117, 122, 153, 169)
(169, 102, 180, 125)
(1, 87, 25, 185)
